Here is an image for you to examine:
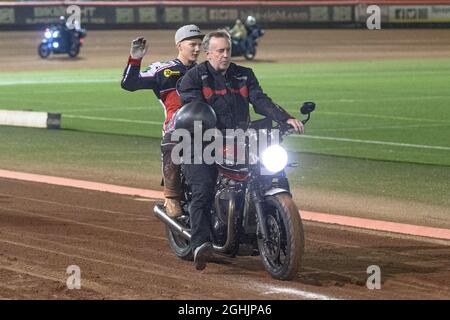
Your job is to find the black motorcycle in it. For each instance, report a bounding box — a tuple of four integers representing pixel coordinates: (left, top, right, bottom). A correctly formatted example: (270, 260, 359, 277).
(154, 102, 316, 280)
(38, 26, 86, 59)
(231, 27, 264, 60)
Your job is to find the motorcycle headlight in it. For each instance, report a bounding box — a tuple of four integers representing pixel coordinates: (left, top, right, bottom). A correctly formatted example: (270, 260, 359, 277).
(261, 145, 288, 173)
(52, 42, 59, 48)
(44, 31, 52, 39)
(52, 31, 59, 38)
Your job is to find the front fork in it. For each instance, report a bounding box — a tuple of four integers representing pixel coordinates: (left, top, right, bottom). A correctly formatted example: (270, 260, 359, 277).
(249, 180, 269, 241)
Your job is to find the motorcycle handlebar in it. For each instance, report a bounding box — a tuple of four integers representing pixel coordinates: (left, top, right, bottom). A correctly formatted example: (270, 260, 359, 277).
(275, 122, 295, 137)
(276, 118, 308, 135)
(249, 102, 314, 136)
(275, 114, 312, 137)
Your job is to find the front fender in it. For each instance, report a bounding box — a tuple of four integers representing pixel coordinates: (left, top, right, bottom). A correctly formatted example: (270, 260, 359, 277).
(264, 188, 291, 197)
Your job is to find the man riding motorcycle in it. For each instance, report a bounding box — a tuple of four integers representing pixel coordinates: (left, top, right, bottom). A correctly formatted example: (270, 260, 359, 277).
(38, 15, 87, 58)
(229, 19, 247, 53)
(57, 15, 79, 49)
(177, 30, 304, 271)
(244, 16, 263, 56)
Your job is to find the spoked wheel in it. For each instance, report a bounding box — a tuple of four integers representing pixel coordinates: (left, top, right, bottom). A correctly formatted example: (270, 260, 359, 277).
(166, 213, 193, 261)
(257, 193, 304, 280)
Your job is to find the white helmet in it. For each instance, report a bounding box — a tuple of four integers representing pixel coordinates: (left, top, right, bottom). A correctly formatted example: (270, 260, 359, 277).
(245, 16, 256, 26)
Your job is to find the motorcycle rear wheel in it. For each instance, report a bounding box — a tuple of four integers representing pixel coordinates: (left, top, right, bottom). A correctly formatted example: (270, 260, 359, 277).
(244, 48, 256, 60)
(166, 224, 193, 261)
(68, 45, 80, 58)
(258, 193, 304, 280)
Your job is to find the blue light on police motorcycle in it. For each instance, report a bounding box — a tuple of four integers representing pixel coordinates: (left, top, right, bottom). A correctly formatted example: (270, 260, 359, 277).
(45, 31, 52, 39)
(52, 42, 59, 48)
(52, 31, 59, 38)
(261, 145, 288, 173)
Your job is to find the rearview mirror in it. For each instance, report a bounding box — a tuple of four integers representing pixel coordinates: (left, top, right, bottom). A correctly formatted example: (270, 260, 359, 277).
(300, 102, 315, 115)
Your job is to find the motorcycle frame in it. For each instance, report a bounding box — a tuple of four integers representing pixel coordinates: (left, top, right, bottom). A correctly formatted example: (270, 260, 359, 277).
(155, 107, 315, 255)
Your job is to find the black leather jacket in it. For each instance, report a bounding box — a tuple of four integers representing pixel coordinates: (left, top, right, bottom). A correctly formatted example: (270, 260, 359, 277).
(178, 61, 292, 130)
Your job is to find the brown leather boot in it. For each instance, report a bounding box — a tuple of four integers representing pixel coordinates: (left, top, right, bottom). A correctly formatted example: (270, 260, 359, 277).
(164, 198, 182, 218)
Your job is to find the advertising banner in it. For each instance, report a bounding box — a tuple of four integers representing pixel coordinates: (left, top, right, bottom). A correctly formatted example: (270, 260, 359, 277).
(389, 5, 450, 23)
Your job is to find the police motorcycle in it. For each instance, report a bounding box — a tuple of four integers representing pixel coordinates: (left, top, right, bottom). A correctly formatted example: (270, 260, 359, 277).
(228, 16, 264, 61)
(154, 101, 316, 280)
(38, 24, 86, 59)
(230, 26, 264, 61)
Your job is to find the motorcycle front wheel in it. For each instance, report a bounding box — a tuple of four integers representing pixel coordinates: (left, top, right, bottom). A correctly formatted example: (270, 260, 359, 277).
(258, 193, 304, 280)
(38, 43, 50, 59)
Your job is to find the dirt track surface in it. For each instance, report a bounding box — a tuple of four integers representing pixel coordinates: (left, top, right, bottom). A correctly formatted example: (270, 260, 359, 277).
(1, 29, 450, 300)
(1, 29, 450, 72)
(1, 178, 449, 300)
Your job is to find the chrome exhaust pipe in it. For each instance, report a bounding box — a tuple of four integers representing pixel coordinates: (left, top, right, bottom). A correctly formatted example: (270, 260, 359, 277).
(153, 204, 191, 241)
(212, 191, 236, 253)
(154, 192, 236, 253)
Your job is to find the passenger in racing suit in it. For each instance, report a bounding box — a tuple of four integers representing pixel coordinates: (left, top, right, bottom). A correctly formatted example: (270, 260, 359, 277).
(121, 25, 204, 217)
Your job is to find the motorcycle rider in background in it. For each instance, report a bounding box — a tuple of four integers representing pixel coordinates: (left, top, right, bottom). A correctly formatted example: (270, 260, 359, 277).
(244, 16, 260, 52)
(229, 19, 247, 52)
(56, 16, 72, 49)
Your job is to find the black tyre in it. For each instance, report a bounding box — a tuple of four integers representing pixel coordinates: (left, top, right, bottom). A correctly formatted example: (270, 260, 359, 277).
(68, 44, 80, 58)
(38, 43, 50, 59)
(258, 193, 304, 280)
(166, 220, 193, 261)
(244, 48, 256, 60)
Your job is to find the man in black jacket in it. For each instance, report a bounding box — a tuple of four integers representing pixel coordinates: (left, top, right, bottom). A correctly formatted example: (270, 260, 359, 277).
(178, 30, 304, 270)
(121, 25, 204, 218)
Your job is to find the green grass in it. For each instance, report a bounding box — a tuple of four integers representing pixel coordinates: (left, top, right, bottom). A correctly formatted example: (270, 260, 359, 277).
(0, 126, 163, 188)
(1, 59, 449, 228)
(1, 126, 448, 208)
(288, 151, 450, 208)
(1, 126, 448, 228)
(1, 59, 450, 167)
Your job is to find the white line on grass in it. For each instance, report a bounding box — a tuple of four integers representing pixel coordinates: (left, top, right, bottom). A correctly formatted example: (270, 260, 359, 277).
(293, 135, 450, 151)
(277, 95, 450, 106)
(63, 115, 450, 151)
(66, 106, 150, 113)
(310, 123, 450, 133)
(0, 97, 124, 110)
(0, 78, 119, 86)
(319, 95, 450, 103)
(64, 114, 162, 126)
(318, 111, 450, 123)
(258, 69, 450, 79)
